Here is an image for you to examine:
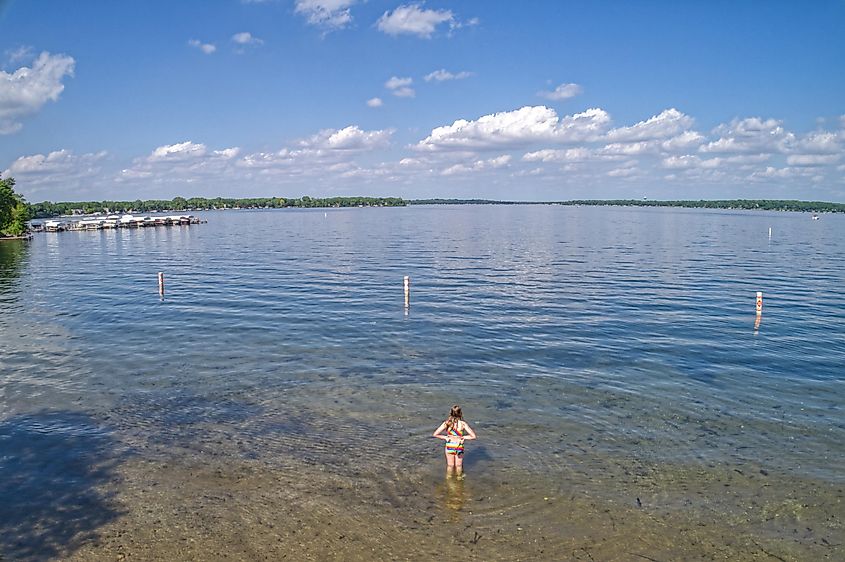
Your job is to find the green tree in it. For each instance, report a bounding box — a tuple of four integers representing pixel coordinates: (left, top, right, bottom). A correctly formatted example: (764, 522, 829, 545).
(0, 177, 31, 237)
(0, 178, 15, 228)
(7, 199, 30, 236)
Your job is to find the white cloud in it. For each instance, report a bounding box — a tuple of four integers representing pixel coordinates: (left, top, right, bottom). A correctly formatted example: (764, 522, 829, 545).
(791, 131, 841, 154)
(366, 97, 383, 108)
(233, 126, 393, 174)
(231, 32, 264, 45)
(119, 168, 152, 179)
(424, 69, 473, 82)
(4, 149, 104, 175)
(662, 155, 702, 169)
(601, 142, 656, 156)
(538, 83, 583, 101)
(188, 39, 216, 54)
(441, 154, 512, 176)
(662, 153, 771, 171)
(236, 150, 295, 169)
(339, 167, 392, 180)
(385, 76, 415, 98)
(116, 141, 242, 188)
(750, 166, 812, 180)
(786, 154, 841, 166)
(522, 148, 592, 163)
(213, 148, 241, 159)
(660, 130, 705, 152)
(724, 154, 772, 165)
(415, 106, 610, 151)
(700, 117, 792, 154)
(295, 0, 356, 30)
(607, 166, 639, 178)
(2, 150, 107, 191)
(148, 141, 209, 162)
(606, 108, 694, 142)
(487, 154, 511, 168)
(298, 125, 393, 151)
(385, 76, 412, 90)
(0, 51, 75, 134)
(377, 4, 454, 38)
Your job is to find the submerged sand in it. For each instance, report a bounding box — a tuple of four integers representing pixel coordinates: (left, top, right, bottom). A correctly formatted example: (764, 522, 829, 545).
(2, 379, 842, 561)
(38, 441, 841, 562)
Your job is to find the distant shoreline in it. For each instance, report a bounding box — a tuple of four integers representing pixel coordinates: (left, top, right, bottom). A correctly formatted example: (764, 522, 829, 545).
(408, 198, 845, 213)
(27, 196, 845, 218)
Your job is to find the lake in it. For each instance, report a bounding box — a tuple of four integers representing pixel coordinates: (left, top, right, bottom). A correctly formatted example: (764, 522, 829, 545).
(1, 205, 843, 560)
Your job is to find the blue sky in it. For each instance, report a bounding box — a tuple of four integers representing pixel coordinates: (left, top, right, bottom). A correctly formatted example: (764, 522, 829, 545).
(1, 0, 844, 202)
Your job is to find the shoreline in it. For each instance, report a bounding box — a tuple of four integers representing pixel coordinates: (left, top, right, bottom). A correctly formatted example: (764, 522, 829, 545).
(26, 198, 845, 220)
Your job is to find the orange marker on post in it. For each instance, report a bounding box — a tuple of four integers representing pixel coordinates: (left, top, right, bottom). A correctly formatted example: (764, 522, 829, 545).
(756, 291, 763, 315)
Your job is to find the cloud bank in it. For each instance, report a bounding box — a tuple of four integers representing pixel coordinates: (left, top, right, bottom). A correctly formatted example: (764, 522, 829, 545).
(5, 106, 844, 201)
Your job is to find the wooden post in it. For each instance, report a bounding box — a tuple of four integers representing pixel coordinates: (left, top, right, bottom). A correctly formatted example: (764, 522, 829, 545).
(158, 272, 165, 296)
(404, 276, 410, 309)
(756, 291, 762, 315)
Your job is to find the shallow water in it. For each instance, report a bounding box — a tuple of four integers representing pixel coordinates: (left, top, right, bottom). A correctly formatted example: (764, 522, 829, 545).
(1, 205, 843, 560)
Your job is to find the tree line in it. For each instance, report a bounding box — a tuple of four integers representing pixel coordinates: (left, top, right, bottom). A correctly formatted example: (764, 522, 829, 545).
(409, 198, 845, 212)
(28, 195, 407, 218)
(558, 199, 845, 212)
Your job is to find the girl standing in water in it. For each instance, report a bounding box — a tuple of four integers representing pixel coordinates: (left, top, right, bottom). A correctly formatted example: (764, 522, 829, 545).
(432, 405, 477, 477)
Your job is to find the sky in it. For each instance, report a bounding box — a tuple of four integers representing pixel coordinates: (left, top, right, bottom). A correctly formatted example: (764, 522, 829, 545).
(1, 0, 844, 203)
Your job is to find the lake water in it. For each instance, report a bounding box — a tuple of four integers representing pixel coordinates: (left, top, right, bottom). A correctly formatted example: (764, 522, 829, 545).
(1, 205, 843, 560)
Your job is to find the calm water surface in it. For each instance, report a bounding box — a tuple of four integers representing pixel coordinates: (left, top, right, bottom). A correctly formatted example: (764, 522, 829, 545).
(1, 205, 843, 558)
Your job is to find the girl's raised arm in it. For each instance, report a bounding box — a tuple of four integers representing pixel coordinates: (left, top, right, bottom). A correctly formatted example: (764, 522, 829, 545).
(462, 421, 477, 440)
(432, 421, 449, 440)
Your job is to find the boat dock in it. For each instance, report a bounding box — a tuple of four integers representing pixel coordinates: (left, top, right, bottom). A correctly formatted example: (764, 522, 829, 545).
(31, 214, 204, 233)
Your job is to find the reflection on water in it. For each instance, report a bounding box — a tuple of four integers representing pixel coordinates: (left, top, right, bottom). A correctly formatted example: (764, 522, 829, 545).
(437, 475, 468, 518)
(0, 239, 29, 296)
